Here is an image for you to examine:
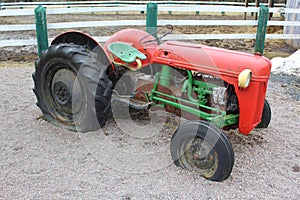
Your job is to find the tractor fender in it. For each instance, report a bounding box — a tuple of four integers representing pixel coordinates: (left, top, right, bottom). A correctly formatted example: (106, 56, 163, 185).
(51, 30, 112, 70)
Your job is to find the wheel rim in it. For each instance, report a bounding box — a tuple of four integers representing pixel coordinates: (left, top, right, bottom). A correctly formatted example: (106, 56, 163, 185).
(44, 61, 83, 125)
(179, 137, 218, 178)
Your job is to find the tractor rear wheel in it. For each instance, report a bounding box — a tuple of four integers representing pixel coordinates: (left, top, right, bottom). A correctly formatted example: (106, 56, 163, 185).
(33, 43, 112, 132)
(170, 120, 234, 182)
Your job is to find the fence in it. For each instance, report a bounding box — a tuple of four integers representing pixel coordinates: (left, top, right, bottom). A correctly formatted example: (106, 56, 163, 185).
(0, 1, 300, 54)
(0, 1, 287, 9)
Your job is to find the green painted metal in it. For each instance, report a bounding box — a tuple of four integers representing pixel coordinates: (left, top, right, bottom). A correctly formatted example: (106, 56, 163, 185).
(182, 70, 216, 104)
(149, 71, 238, 127)
(35, 5, 49, 58)
(185, 70, 198, 103)
(152, 95, 214, 119)
(192, 79, 215, 105)
(151, 93, 238, 127)
(211, 113, 239, 127)
(146, 2, 157, 34)
(152, 72, 160, 93)
(254, 5, 269, 54)
(160, 66, 172, 86)
(152, 90, 225, 115)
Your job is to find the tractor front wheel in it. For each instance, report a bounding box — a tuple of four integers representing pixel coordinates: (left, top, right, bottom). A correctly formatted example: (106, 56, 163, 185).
(256, 99, 271, 128)
(170, 120, 234, 182)
(33, 43, 112, 132)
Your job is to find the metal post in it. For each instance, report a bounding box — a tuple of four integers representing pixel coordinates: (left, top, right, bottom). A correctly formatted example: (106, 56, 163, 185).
(160, 66, 172, 86)
(35, 5, 49, 58)
(254, 5, 269, 54)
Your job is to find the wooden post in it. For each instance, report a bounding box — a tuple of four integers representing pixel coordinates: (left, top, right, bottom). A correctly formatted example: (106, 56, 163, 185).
(284, 0, 300, 49)
(255, 0, 260, 20)
(268, 0, 274, 20)
(244, 0, 249, 20)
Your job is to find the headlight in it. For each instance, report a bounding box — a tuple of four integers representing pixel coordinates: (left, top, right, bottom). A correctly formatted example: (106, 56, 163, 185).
(238, 69, 252, 88)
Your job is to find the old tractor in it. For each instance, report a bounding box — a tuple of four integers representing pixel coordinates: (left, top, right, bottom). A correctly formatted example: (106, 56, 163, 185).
(33, 25, 271, 182)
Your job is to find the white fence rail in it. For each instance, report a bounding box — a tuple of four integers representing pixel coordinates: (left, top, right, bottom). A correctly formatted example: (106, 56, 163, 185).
(2, 5, 300, 16)
(2, 19, 300, 32)
(0, 1, 286, 8)
(0, 3, 299, 47)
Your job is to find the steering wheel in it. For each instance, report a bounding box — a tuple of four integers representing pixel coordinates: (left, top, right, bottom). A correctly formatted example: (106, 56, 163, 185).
(140, 24, 173, 45)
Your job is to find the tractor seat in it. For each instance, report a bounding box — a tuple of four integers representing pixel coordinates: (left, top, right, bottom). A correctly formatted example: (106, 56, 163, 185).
(108, 42, 147, 63)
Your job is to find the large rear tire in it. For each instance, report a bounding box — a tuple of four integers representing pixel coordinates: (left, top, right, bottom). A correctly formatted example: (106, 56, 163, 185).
(170, 120, 234, 182)
(33, 43, 112, 132)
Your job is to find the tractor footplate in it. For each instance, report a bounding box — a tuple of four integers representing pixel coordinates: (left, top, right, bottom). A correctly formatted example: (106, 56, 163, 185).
(111, 97, 152, 110)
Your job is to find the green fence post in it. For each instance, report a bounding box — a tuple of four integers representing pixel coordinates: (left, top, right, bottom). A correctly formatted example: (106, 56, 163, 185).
(254, 5, 269, 54)
(146, 2, 157, 34)
(168, 0, 172, 15)
(35, 5, 49, 58)
(195, 2, 200, 16)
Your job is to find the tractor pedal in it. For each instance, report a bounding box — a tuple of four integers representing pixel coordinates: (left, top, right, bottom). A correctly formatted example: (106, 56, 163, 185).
(111, 97, 152, 110)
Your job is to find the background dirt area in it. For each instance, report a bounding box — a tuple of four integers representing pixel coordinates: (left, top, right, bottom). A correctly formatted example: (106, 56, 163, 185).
(0, 13, 296, 62)
(0, 13, 299, 199)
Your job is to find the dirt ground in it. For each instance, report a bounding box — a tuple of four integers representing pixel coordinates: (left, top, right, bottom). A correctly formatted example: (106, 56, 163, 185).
(0, 13, 299, 199)
(0, 63, 299, 199)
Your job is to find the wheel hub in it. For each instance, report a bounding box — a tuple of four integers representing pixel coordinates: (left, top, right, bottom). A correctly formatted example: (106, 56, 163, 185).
(50, 68, 82, 116)
(53, 82, 70, 105)
(182, 137, 218, 178)
(189, 141, 216, 170)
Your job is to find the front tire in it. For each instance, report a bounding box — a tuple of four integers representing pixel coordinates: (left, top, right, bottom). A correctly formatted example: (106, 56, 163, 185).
(33, 43, 112, 132)
(256, 99, 271, 128)
(170, 120, 234, 182)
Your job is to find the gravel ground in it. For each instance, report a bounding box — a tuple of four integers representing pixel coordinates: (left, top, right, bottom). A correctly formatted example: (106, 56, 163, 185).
(0, 12, 299, 199)
(0, 63, 299, 199)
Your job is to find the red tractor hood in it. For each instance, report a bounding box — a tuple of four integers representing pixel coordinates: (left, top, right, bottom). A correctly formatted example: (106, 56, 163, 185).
(151, 41, 272, 83)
